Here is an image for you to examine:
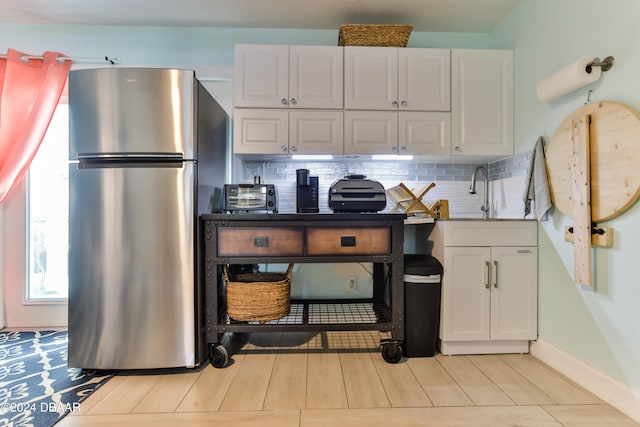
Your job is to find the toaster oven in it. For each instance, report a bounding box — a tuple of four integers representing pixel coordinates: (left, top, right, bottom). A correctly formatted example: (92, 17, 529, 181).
(223, 184, 277, 213)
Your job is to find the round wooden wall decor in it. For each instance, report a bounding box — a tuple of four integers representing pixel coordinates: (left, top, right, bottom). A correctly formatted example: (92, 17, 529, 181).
(546, 101, 640, 222)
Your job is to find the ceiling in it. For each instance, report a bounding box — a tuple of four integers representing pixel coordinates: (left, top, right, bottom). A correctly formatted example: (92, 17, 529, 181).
(0, 0, 519, 33)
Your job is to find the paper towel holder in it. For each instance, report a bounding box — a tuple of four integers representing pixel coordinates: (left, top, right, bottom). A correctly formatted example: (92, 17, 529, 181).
(586, 56, 615, 73)
(537, 55, 616, 102)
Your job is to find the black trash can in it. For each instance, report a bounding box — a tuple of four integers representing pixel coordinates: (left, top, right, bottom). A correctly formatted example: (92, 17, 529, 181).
(403, 254, 443, 357)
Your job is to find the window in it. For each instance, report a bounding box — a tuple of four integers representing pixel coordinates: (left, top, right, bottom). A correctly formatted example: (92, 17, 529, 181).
(27, 103, 69, 301)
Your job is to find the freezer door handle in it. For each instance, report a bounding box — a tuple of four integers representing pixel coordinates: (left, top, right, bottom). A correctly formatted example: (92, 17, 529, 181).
(77, 152, 184, 161)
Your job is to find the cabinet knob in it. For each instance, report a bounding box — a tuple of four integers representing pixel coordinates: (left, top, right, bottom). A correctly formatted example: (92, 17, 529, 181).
(290, 145, 297, 152)
(392, 101, 398, 107)
(454, 146, 462, 152)
(280, 145, 288, 152)
(392, 146, 398, 153)
(401, 100, 407, 107)
(290, 98, 297, 105)
(400, 146, 407, 152)
(281, 98, 288, 105)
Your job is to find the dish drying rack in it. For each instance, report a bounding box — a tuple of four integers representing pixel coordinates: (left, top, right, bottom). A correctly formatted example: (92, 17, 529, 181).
(387, 183, 449, 219)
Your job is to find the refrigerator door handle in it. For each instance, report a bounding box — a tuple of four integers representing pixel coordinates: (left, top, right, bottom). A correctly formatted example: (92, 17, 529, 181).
(77, 152, 184, 161)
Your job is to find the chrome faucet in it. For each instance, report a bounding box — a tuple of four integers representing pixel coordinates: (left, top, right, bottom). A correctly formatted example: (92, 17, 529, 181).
(469, 165, 490, 219)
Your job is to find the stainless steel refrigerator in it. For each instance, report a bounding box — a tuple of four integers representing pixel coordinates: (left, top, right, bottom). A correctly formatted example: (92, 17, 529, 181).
(68, 68, 227, 369)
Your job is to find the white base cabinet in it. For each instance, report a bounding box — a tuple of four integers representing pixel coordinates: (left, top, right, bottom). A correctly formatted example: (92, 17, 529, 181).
(428, 220, 537, 355)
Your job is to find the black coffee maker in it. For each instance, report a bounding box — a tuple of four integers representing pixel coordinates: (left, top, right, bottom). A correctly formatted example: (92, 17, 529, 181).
(296, 169, 319, 213)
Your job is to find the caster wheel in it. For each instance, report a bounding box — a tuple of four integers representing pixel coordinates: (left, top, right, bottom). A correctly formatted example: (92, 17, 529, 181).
(209, 344, 229, 368)
(381, 341, 403, 363)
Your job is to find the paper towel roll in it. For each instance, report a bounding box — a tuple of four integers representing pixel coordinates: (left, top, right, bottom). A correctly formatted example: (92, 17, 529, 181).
(536, 56, 601, 101)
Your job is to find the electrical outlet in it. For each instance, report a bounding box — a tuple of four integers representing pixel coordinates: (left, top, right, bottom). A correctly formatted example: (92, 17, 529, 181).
(346, 276, 357, 292)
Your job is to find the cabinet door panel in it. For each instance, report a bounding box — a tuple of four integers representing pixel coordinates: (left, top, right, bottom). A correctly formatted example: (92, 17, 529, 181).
(490, 247, 538, 340)
(233, 109, 288, 155)
(345, 46, 398, 110)
(442, 247, 491, 341)
(451, 49, 513, 156)
(399, 48, 451, 111)
(289, 46, 343, 109)
(234, 45, 289, 108)
(344, 111, 398, 155)
(289, 110, 343, 155)
(399, 112, 451, 155)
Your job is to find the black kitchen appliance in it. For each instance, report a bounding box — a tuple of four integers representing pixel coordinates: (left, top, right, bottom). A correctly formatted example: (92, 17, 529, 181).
(223, 184, 277, 213)
(328, 174, 387, 213)
(296, 169, 319, 213)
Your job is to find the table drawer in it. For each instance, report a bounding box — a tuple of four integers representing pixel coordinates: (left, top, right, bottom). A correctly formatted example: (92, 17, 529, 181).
(218, 227, 304, 257)
(306, 227, 390, 256)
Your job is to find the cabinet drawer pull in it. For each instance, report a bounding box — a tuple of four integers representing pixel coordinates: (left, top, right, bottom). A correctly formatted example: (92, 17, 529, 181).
(517, 249, 532, 254)
(254, 236, 270, 247)
(485, 261, 491, 289)
(493, 260, 498, 288)
(341, 236, 356, 247)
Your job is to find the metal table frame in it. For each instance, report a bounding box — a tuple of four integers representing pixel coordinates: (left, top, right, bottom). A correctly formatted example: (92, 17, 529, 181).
(200, 213, 406, 367)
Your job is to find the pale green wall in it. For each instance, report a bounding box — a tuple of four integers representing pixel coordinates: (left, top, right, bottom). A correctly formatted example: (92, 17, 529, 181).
(492, 0, 640, 390)
(0, 24, 489, 75)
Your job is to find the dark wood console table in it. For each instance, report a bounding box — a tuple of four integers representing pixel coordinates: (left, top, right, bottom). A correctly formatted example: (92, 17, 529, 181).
(200, 213, 406, 367)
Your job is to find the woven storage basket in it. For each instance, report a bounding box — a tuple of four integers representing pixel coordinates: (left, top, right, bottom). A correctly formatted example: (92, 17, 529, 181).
(338, 24, 413, 47)
(224, 264, 293, 322)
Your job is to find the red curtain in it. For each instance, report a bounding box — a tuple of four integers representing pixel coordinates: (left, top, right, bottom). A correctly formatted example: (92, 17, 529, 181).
(0, 49, 71, 204)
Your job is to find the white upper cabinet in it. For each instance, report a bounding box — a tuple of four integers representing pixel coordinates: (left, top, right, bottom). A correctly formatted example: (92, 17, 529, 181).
(233, 108, 344, 155)
(231, 44, 514, 158)
(451, 49, 513, 156)
(344, 111, 450, 156)
(234, 45, 289, 108)
(399, 111, 451, 155)
(234, 44, 343, 109)
(344, 47, 398, 110)
(344, 111, 398, 155)
(233, 108, 289, 154)
(289, 46, 343, 109)
(289, 110, 344, 154)
(344, 46, 450, 111)
(398, 48, 451, 111)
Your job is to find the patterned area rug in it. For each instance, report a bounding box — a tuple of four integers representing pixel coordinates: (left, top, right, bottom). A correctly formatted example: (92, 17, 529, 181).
(0, 330, 115, 426)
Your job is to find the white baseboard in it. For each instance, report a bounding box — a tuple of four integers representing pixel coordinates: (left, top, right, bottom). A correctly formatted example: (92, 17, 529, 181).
(441, 340, 529, 355)
(530, 339, 640, 423)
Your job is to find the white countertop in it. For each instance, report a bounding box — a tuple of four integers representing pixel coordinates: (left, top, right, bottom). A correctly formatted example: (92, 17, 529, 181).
(404, 217, 436, 225)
